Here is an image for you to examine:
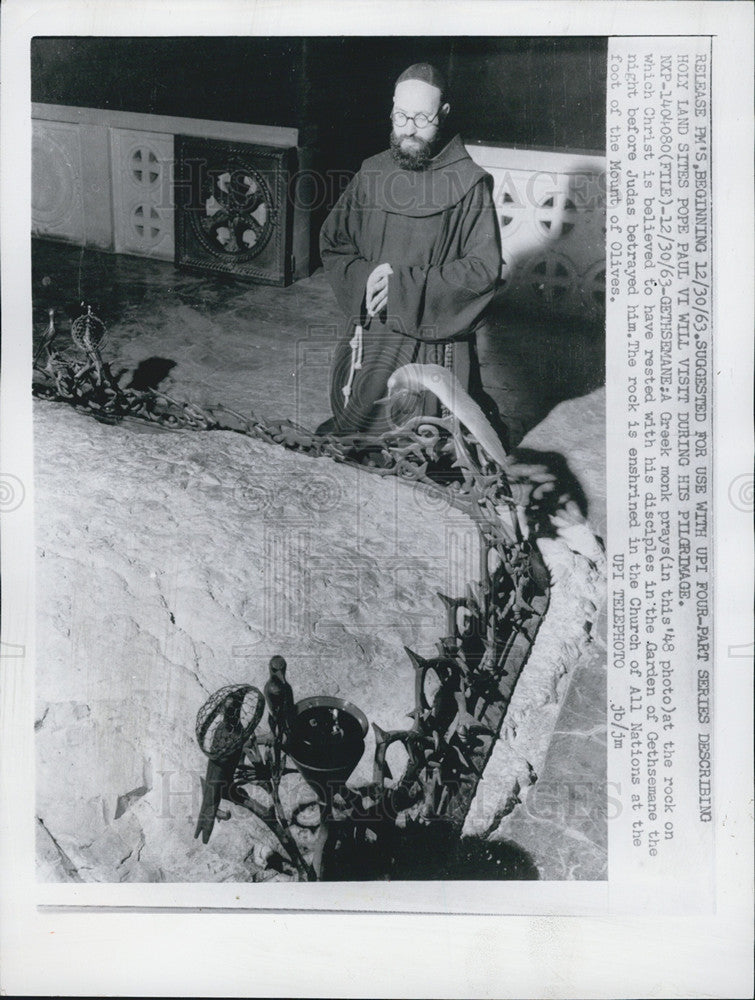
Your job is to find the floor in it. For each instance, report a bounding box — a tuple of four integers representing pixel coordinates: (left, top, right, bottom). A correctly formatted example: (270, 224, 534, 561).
(32, 238, 607, 882)
(31, 240, 605, 448)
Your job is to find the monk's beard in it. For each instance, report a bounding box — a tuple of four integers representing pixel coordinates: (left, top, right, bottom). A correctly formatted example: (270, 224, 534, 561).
(389, 129, 443, 171)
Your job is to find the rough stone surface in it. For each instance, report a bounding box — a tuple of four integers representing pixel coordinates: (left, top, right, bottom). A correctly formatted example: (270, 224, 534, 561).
(517, 386, 607, 541)
(35, 395, 605, 882)
(35, 401, 485, 880)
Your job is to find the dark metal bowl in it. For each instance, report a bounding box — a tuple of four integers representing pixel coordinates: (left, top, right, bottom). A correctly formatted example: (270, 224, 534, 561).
(287, 696, 368, 791)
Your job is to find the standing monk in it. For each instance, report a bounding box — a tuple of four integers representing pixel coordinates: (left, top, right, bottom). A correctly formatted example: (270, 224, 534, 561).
(317, 62, 502, 435)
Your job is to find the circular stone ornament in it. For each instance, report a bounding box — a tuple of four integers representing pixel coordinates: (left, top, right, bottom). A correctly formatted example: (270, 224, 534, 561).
(194, 162, 275, 259)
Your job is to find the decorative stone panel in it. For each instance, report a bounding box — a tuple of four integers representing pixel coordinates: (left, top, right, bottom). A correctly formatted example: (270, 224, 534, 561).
(174, 135, 294, 286)
(32, 104, 306, 275)
(32, 121, 85, 244)
(110, 129, 175, 261)
(466, 144, 606, 320)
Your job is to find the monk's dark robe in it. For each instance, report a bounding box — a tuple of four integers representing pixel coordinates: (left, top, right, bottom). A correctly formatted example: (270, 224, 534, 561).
(319, 134, 502, 434)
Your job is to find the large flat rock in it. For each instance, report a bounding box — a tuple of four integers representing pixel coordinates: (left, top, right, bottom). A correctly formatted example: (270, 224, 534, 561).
(34, 400, 479, 881)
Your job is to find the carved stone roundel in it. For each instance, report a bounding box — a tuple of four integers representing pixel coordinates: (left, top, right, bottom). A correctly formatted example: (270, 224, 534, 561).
(192, 159, 275, 260)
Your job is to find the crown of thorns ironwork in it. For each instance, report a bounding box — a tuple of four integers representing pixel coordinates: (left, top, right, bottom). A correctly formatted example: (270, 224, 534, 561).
(33, 299, 554, 877)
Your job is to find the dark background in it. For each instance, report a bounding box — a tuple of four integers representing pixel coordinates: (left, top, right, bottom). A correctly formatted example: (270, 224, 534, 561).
(32, 36, 607, 265)
(32, 36, 606, 156)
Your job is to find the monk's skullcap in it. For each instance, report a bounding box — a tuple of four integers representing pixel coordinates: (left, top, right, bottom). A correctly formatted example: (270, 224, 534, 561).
(394, 63, 446, 95)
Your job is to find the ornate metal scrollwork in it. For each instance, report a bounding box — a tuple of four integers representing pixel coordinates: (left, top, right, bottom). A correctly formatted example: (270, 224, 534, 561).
(196, 162, 276, 259)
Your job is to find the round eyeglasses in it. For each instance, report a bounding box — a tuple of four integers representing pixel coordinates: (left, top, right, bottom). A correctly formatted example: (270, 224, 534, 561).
(389, 110, 440, 129)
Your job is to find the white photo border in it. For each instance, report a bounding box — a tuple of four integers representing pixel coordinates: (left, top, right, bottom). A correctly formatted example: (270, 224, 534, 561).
(1, 1, 752, 997)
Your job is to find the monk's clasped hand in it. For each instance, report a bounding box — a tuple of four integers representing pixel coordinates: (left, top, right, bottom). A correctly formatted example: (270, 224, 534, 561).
(366, 262, 394, 317)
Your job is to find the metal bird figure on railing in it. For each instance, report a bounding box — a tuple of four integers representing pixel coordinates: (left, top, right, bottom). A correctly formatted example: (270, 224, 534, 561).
(263, 654, 296, 780)
(263, 655, 295, 745)
(33, 307, 59, 366)
(194, 685, 262, 844)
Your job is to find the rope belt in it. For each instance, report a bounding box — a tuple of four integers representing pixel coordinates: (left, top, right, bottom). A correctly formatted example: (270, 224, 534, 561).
(342, 322, 365, 403)
(341, 326, 456, 407)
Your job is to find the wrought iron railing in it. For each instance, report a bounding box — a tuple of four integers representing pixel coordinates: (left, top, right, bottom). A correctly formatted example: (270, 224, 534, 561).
(33, 304, 553, 880)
